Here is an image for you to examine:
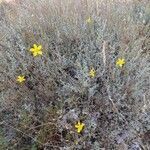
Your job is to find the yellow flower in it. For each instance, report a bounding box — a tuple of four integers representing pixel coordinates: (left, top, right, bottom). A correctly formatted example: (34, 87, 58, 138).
(86, 17, 92, 23)
(75, 121, 85, 133)
(17, 75, 25, 83)
(29, 44, 42, 57)
(116, 58, 125, 68)
(89, 67, 96, 78)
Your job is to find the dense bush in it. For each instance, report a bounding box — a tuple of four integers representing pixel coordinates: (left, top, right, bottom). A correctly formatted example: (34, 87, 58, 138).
(0, 0, 150, 149)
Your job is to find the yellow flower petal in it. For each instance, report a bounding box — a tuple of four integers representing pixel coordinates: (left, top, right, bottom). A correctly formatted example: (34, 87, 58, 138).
(38, 45, 42, 50)
(33, 52, 38, 57)
(33, 44, 38, 49)
(77, 129, 81, 133)
(38, 51, 42, 55)
(75, 125, 78, 128)
(30, 48, 34, 52)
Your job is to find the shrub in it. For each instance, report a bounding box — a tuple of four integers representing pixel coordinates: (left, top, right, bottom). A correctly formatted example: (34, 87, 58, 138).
(0, 0, 149, 149)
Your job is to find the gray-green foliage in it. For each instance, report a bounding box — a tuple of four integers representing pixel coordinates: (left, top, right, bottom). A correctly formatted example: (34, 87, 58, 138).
(0, 0, 150, 149)
(0, 128, 8, 150)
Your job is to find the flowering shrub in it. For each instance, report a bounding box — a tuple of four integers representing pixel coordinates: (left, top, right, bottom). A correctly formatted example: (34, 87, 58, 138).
(0, 0, 150, 149)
